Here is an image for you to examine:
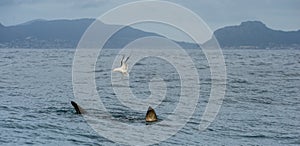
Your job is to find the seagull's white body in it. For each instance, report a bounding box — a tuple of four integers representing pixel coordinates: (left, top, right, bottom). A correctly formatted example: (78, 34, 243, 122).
(113, 55, 129, 76)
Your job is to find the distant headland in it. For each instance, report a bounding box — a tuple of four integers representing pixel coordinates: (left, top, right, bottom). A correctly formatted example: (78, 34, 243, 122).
(0, 19, 299, 49)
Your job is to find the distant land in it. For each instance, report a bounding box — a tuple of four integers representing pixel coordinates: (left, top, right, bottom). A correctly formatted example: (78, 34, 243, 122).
(214, 21, 300, 49)
(0, 18, 163, 49)
(0, 18, 299, 49)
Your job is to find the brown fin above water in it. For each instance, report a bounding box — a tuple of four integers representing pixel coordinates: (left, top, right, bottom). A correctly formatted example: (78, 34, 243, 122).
(71, 101, 86, 114)
(145, 106, 157, 122)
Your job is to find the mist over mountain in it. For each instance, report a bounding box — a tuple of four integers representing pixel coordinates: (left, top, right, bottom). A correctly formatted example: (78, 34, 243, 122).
(0, 19, 299, 49)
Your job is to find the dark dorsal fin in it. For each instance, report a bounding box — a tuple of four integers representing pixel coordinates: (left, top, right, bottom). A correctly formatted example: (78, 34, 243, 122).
(145, 106, 157, 122)
(71, 101, 86, 114)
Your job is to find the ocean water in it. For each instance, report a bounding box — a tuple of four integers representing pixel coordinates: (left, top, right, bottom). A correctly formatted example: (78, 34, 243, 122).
(0, 48, 299, 145)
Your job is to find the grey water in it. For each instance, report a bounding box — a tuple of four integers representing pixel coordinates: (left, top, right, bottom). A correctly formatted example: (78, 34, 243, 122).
(0, 48, 299, 145)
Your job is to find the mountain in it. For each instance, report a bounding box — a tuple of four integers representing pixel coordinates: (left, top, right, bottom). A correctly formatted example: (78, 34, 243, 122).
(0, 19, 92, 48)
(0, 19, 299, 49)
(214, 21, 300, 48)
(0, 18, 164, 48)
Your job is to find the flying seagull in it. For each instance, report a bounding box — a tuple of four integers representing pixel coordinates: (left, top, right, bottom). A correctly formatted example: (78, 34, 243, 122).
(112, 55, 130, 76)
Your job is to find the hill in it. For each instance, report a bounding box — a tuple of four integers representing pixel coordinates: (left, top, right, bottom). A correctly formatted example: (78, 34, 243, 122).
(0, 19, 299, 49)
(0, 18, 162, 48)
(214, 21, 300, 48)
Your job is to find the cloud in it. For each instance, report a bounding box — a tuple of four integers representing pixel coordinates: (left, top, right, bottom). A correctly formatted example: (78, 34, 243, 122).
(0, 0, 43, 7)
(167, 0, 300, 30)
(70, 0, 110, 8)
(0, 0, 299, 31)
(0, 0, 14, 6)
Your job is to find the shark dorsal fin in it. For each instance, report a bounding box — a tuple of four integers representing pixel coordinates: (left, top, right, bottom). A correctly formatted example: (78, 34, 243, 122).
(145, 106, 157, 122)
(71, 101, 86, 114)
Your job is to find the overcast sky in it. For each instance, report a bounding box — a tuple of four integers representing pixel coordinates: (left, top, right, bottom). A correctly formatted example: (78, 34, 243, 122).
(0, 0, 299, 31)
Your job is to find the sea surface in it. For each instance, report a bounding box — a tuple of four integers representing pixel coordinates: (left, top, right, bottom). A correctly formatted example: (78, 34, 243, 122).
(0, 48, 299, 145)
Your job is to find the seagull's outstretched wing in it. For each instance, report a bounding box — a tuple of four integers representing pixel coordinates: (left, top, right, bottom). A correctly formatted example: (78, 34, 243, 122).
(124, 55, 130, 63)
(121, 55, 125, 66)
